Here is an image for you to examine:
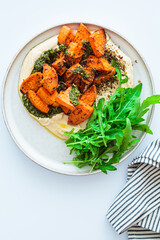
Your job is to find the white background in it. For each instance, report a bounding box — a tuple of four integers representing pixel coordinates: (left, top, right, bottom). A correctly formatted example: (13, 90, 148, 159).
(1, 0, 160, 239)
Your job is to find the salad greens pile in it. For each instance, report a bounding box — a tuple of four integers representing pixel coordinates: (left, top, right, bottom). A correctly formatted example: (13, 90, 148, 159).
(64, 83, 160, 174)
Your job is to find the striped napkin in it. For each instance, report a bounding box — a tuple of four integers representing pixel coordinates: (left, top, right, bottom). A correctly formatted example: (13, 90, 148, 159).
(107, 139, 160, 239)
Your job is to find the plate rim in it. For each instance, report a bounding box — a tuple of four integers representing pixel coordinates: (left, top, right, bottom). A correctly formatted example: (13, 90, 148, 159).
(1, 22, 155, 176)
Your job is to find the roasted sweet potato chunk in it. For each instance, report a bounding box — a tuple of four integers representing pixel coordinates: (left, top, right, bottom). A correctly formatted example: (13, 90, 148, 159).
(89, 29, 106, 57)
(80, 85, 97, 106)
(100, 57, 116, 72)
(61, 106, 70, 115)
(87, 55, 116, 72)
(74, 23, 91, 44)
(82, 67, 95, 85)
(20, 72, 43, 94)
(87, 55, 103, 71)
(42, 68, 58, 94)
(56, 87, 75, 111)
(64, 63, 82, 82)
(94, 71, 116, 84)
(52, 53, 66, 76)
(51, 91, 60, 107)
(28, 90, 49, 113)
(43, 64, 52, 78)
(65, 79, 74, 87)
(65, 55, 82, 66)
(37, 87, 59, 107)
(68, 100, 93, 125)
(58, 26, 74, 47)
(67, 42, 84, 59)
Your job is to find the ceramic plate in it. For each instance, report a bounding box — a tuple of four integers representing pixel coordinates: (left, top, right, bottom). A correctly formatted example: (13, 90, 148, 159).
(2, 23, 154, 175)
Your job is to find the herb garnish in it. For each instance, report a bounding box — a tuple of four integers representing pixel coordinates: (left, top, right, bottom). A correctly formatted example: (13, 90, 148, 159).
(72, 66, 90, 80)
(69, 84, 81, 106)
(58, 44, 68, 53)
(64, 83, 160, 174)
(32, 44, 68, 74)
(82, 40, 93, 59)
(22, 94, 62, 118)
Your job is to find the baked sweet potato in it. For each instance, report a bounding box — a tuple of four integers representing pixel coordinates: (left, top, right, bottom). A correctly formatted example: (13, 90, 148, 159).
(80, 85, 97, 106)
(64, 63, 82, 82)
(67, 42, 84, 59)
(68, 100, 93, 125)
(74, 23, 91, 44)
(82, 67, 95, 85)
(58, 26, 74, 47)
(42, 68, 58, 94)
(28, 90, 49, 113)
(63, 64, 87, 92)
(89, 29, 106, 57)
(65, 55, 82, 66)
(37, 87, 59, 107)
(65, 79, 74, 87)
(51, 91, 60, 107)
(81, 81, 87, 93)
(56, 87, 75, 111)
(65, 78, 85, 93)
(87, 55, 103, 70)
(61, 106, 70, 115)
(100, 57, 116, 73)
(43, 64, 52, 78)
(52, 52, 66, 76)
(94, 70, 116, 84)
(20, 72, 43, 94)
(87, 55, 116, 72)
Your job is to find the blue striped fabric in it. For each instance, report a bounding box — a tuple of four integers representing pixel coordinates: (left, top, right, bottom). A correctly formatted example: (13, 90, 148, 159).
(107, 139, 160, 239)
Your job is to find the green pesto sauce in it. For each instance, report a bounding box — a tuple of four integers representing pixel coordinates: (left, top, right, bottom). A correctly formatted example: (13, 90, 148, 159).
(32, 44, 68, 74)
(64, 47, 71, 57)
(69, 84, 81, 107)
(82, 40, 93, 59)
(22, 94, 62, 118)
(72, 66, 90, 80)
(58, 44, 68, 52)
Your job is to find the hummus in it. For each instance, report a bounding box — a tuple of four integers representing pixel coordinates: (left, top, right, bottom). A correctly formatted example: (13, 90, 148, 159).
(19, 32, 134, 140)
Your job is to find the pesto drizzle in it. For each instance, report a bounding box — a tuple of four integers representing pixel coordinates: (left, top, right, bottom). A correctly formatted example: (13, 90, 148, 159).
(72, 66, 90, 80)
(22, 94, 62, 118)
(69, 84, 81, 107)
(32, 44, 68, 74)
(82, 40, 93, 59)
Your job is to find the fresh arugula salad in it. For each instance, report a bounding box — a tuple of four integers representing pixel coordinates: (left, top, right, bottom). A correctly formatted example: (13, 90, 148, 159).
(64, 64, 160, 174)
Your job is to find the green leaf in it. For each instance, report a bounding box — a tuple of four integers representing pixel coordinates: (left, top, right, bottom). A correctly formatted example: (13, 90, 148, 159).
(113, 83, 142, 120)
(104, 165, 117, 171)
(133, 124, 153, 134)
(138, 95, 160, 117)
(110, 118, 132, 164)
(111, 58, 129, 85)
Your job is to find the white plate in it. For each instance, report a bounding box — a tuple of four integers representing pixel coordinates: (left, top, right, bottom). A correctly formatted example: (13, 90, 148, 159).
(2, 23, 154, 175)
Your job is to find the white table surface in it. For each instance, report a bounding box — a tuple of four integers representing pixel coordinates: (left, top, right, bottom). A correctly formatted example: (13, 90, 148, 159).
(1, 0, 160, 239)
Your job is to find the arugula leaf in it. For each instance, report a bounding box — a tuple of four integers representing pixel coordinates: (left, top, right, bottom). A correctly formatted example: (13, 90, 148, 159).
(138, 95, 160, 117)
(132, 124, 153, 134)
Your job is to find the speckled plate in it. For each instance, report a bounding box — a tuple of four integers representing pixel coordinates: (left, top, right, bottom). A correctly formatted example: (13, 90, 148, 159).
(1, 23, 154, 175)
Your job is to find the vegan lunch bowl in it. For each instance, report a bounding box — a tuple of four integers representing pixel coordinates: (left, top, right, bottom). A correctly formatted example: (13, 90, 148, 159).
(2, 23, 160, 175)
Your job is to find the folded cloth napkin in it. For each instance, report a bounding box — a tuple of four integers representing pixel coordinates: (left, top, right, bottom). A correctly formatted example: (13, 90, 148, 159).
(107, 139, 160, 240)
